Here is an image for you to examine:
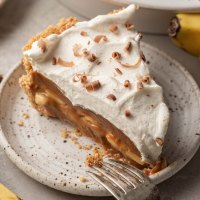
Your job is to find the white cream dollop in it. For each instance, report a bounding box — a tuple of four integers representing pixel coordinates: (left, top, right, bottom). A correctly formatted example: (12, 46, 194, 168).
(23, 5, 169, 163)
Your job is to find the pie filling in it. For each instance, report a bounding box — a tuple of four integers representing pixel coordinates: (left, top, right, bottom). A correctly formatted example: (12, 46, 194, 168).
(19, 70, 144, 167)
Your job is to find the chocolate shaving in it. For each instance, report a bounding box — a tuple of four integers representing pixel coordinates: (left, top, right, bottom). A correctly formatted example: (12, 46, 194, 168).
(125, 110, 132, 117)
(155, 137, 164, 146)
(118, 57, 141, 68)
(81, 75, 87, 83)
(124, 42, 132, 53)
(137, 82, 143, 90)
(124, 80, 131, 88)
(80, 31, 88, 36)
(112, 52, 121, 60)
(125, 23, 134, 30)
(94, 35, 108, 43)
(142, 75, 151, 84)
(52, 57, 57, 65)
(109, 24, 118, 33)
(73, 74, 80, 82)
(73, 73, 88, 83)
(115, 68, 122, 75)
(38, 39, 47, 53)
(97, 61, 101, 65)
(73, 44, 82, 57)
(85, 80, 101, 92)
(87, 54, 97, 62)
(57, 57, 74, 67)
(106, 94, 117, 101)
(82, 48, 89, 57)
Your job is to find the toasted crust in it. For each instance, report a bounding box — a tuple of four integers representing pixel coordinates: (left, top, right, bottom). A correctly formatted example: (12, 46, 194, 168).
(23, 17, 78, 51)
(22, 57, 33, 72)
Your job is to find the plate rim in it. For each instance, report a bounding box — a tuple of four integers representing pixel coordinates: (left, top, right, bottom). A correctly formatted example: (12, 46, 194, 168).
(0, 42, 200, 195)
(106, 0, 200, 11)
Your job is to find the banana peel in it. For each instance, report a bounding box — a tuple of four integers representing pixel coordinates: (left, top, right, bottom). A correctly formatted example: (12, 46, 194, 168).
(168, 13, 200, 57)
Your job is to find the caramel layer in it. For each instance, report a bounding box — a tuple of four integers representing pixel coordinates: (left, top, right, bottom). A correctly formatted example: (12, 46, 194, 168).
(19, 70, 145, 166)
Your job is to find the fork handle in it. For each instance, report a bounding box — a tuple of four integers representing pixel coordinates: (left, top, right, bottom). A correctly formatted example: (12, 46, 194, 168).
(121, 186, 160, 200)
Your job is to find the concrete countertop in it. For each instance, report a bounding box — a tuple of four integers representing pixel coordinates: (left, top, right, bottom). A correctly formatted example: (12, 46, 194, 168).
(0, 0, 200, 199)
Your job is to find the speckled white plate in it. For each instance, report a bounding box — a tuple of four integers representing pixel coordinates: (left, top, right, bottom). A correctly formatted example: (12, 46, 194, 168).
(107, 0, 200, 11)
(1, 42, 200, 196)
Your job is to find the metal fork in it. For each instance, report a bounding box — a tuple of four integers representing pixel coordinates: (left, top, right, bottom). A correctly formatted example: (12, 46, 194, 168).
(87, 159, 160, 200)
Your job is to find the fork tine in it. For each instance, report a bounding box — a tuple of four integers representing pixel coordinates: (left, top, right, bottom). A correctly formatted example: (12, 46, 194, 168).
(92, 166, 127, 194)
(102, 162, 137, 188)
(87, 171, 122, 200)
(108, 159, 148, 183)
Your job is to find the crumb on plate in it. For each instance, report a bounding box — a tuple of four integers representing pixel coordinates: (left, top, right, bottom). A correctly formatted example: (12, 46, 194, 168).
(18, 121, 24, 126)
(79, 176, 87, 183)
(59, 129, 69, 138)
(22, 113, 29, 119)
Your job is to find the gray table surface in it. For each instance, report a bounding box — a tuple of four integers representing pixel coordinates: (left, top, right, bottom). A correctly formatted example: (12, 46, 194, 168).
(0, 0, 200, 199)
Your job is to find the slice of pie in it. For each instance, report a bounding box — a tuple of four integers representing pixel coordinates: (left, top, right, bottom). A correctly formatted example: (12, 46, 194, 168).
(19, 5, 169, 170)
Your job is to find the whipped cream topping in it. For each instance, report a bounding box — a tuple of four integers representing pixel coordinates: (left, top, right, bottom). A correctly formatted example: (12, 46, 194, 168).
(23, 5, 169, 163)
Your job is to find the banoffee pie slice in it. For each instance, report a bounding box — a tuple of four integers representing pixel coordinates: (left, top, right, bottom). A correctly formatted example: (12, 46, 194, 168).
(19, 5, 169, 170)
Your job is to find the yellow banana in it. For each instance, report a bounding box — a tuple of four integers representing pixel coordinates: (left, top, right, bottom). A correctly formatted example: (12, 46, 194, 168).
(0, 183, 20, 200)
(168, 13, 200, 57)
